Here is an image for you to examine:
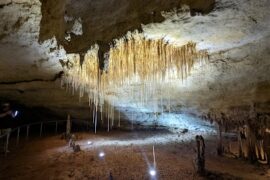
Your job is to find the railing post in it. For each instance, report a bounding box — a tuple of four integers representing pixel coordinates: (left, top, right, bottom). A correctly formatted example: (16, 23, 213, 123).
(5, 130, 10, 155)
(16, 128, 20, 146)
(66, 114, 71, 136)
(40, 123, 43, 137)
(26, 125, 30, 139)
(55, 121, 58, 134)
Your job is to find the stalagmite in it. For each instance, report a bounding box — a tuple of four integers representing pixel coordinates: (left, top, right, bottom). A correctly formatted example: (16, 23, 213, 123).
(195, 135, 205, 175)
(95, 106, 97, 134)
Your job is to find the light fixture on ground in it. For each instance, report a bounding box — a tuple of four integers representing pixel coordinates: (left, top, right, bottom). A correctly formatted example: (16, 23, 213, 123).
(149, 168, 156, 177)
(99, 152, 105, 158)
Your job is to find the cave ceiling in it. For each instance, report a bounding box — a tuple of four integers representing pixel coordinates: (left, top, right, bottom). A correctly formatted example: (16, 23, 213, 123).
(0, 0, 269, 121)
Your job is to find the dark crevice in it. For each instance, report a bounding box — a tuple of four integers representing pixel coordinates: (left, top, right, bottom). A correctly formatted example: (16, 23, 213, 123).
(0, 71, 64, 85)
(97, 41, 111, 71)
(0, 2, 12, 9)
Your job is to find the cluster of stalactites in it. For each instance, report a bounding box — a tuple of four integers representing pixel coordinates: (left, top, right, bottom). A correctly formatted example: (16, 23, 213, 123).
(108, 33, 208, 85)
(62, 33, 208, 109)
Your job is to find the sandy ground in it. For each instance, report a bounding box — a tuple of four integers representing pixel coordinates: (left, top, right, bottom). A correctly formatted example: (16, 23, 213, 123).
(0, 130, 269, 180)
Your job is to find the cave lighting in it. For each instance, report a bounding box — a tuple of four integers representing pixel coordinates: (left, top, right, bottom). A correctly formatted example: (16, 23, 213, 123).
(149, 168, 156, 176)
(99, 151, 105, 158)
(12, 110, 19, 118)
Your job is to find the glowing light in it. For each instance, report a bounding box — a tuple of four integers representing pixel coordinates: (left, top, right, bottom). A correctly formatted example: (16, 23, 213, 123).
(87, 141, 92, 145)
(12, 110, 18, 118)
(149, 169, 156, 176)
(99, 152, 105, 157)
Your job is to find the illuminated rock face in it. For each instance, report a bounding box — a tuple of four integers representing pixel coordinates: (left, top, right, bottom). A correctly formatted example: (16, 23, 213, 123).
(0, 0, 269, 126)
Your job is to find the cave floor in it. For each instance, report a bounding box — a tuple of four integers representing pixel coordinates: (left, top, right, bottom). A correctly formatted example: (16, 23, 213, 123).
(0, 130, 269, 180)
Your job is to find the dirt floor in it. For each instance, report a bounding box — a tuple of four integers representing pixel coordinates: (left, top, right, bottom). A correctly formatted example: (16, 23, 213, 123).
(0, 129, 269, 180)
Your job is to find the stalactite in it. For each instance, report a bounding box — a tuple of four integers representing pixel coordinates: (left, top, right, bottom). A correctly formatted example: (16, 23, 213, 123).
(107, 113, 110, 132)
(92, 105, 95, 124)
(62, 32, 208, 130)
(131, 110, 134, 130)
(101, 105, 103, 124)
(118, 110, 121, 128)
(95, 105, 98, 134)
(111, 103, 114, 128)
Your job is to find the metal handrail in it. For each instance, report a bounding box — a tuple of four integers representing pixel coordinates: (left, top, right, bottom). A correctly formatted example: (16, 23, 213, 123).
(0, 119, 91, 138)
(0, 119, 92, 154)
